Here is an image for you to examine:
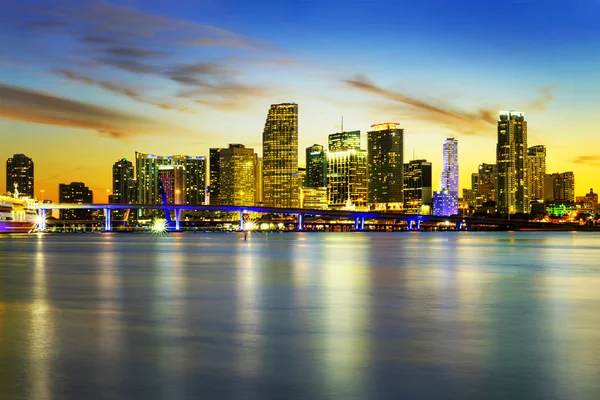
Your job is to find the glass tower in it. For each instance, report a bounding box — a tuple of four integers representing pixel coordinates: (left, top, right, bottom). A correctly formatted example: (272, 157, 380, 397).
(327, 149, 368, 208)
(403, 159, 432, 214)
(6, 154, 34, 197)
(367, 123, 404, 206)
(135, 152, 172, 204)
(305, 144, 327, 188)
(173, 155, 207, 205)
(328, 130, 361, 151)
(496, 111, 528, 214)
(219, 144, 255, 206)
(262, 103, 299, 208)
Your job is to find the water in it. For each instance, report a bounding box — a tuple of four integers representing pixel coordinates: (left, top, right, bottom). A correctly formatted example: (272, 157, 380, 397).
(1, 232, 599, 400)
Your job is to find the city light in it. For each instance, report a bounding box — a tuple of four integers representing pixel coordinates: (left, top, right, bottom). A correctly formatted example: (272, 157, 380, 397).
(244, 221, 255, 231)
(151, 219, 167, 233)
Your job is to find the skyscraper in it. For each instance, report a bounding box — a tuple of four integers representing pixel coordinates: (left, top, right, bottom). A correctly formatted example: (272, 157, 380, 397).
(527, 145, 546, 202)
(403, 159, 432, 214)
(6, 154, 34, 197)
(173, 155, 206, 205)
(546, 172, 575, 202)
(111, 158, 135, 204)
(219, 144, 255, 206)
(328, 130, 361, 151)
(367, 123, 404, 208)
(305, 144, 327, 188)
(135, 152, 172, 204)
(158, 165, 185, 204)
(327, 149, 368, 209)
(473, 163, 496, 205)
(59, 182, 93, 220)
(262, 103, 299, 208)
(496, 111, 528, 214)
(441, 138, 459, 194)
(208, 148, 223, 205)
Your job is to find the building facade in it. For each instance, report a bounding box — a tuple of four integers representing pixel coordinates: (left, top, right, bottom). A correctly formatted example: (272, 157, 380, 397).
(473, 163, 496, 206)
(327, 149, 368, 209)
(403, 159, 432, 214)
(262, 103, 299, 208)
(496, 111, 528, 214)
(111, 158, 135, 204)
(59, 182, 93, 220)
(6, 154, 34, 198)
(367, 123, 404, 208)
(135, 152, 172, 204)
(433, 189, 458, 217)
(300, 187, 328, 210)
(545, 172, 575, 202)
(527, 145, 546, 202)
(254, 155, 263, 205)
(219, 144, 255, 206)
(328, 130, 361, 151)
(173, 155, 206, 205)
(305, 144, 327, 188)
(157, 165, 185, 204)
(208, 148, 223, 205)
(441, 138, 459, 193)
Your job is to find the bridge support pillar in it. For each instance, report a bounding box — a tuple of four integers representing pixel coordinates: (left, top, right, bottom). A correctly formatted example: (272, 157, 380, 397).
(104, 208, 111, 232)
(38, 209, 47, 231)
(416, 219, 421, 231)
(354, 217, 365, 231)
(297, 213, 304, 231)
(175, 209, 181, 231)
(239, 211, 244, 232)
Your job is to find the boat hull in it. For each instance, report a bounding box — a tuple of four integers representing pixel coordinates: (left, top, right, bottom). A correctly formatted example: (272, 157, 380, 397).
(0, 221, 36, 233)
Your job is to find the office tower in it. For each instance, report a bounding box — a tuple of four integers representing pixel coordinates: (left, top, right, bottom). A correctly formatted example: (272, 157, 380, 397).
(527, 145, 546, 202)
(262, 103, 299, 208)
(111, 158, 135, 204)
(158, 165, 185, 204)
(496, 111, 528, 214)
(254, 155, 263, 205)
(367, 123, 404, 208)
(59, 182, 93, 220)
(328, 130, 361, 151)
(327, 149, 368, 208)
(6, 154, 34, 197)
(305, 144, 327, 188)
(208, 148, 223, 205)
(546, 172, 575, 202)
(219, 144, 255, 206)
(433, 189, 457, 217)
(403, 159, 432, 214)
(174, 155, 207, 205)
(135, 152, 172, 204)
(300, 187, 328, 210)
(441, 138, 459, 193)
(471, 163, 496, 206)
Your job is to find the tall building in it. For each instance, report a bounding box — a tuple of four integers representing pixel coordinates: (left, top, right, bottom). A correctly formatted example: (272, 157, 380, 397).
(403, 159, 432, 214)
(328, 130, 361, 151)
(6, 154, 34, 197)
(111, 158, 135, 204)
(59, 182, 93, 220)
(473, 163, 496, 206)
(327, 149, 368, 209)
(300, 187, 328, 210)
(158, 165, 185, 204)
(262, 103, 299, 208)
(305, 144, 327, 188)
(135, 152, 172, 204)
(441, 138, 459, 193)
(527, 145, 546, 202)
(254, 155, 263, 205)
(208, 148, 223, 205)
(546, 172, 575, 202)
(173, 155, 206, 205)
(433, 189, 458, 217)
(367, 123, 404, 208)
(219, 144, 255, 206)
(496, 111, 528, 214)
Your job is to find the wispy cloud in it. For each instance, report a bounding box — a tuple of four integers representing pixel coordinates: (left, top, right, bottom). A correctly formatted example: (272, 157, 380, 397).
(0, 83, 177, 139)
(573, 154, 600, 167)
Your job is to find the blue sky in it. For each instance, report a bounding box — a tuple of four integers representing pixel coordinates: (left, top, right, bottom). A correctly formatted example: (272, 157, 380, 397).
(1, 0, 599, 201)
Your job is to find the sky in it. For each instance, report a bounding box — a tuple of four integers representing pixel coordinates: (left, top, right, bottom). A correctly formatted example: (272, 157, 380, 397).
(1, 0, 600, 203)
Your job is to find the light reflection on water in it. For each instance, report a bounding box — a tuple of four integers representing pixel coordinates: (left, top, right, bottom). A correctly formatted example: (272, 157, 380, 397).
(0, 231, 599, 400)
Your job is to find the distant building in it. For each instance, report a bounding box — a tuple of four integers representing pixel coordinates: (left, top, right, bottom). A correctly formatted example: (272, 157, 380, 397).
(135, 152, 172, 204)
(254, 155, 263, 205)
(300, 187, 328, 210)
(545, 172, 575, 202)
(173, 155, 207, 205)
(262, 103, 299, 208)
(527, 145, 546, 202)
(219, 144, 255, 206)
(111, 158, 135, 204)
(158, 165, 185, 204)
(59, 182, 93, 220)
(6, 154, 34, 198)
(496, 111, 528, 214)
(433, 189, 458, 217)
(328, 130, 361, 151)
(403, 159, 432, 214)
(305, 144, 327, 188)
(435, 138, 458, 216)
(208, 148, 223, 205)
(327, 149, 368, 209)
(576, 188, 598, 215)
(367, 123, 404, 209)
(473, 163, 496, 206)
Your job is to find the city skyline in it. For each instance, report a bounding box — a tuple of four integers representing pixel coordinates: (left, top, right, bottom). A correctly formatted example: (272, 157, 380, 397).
(2, 1, 600, 202)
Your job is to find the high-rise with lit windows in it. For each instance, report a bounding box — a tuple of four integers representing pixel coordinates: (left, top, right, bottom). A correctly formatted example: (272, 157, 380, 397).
(305, 144, 327, 188)
(367, 122, 404, 208)
(262, 103, 298, 208)
(441, 138, 459, 194)
(496, 111, 528, 214)
(328, 130, 361, 152)
(111, 158, 135, 204)
(526, 145, 546, 202)
(219, 144, 255, 206)
(135, 152, 172, 204)
(327, 149, 368, 209)
(403, 159, 432, 214)
(59, 182, 93, 220)
(173, 155, 206, 205)
(6, 154, 34, 197)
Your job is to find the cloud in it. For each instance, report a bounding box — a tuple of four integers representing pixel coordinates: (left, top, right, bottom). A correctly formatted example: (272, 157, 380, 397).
(527, 86, 560, 112)
(572, 155, 600, 167)
(0, 83, 176, 139)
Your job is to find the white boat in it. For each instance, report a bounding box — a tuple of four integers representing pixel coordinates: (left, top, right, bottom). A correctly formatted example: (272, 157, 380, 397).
(0, 184, 38, 233)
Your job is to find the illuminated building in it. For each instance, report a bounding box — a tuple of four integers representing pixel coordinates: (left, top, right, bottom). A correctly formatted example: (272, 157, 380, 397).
(327, 149, 368, 209)
(59, 182, 93, 220)
(219, 144, 255, 206)
(462, 189, 476, 207)
(576, 188, 598, 215)
(328, 130, 361, 151)
(433, 189, 458, 217)
(158, 165, 185, 204)
(441, 138, 459, 194)
(6, 154, 34, 198)
(173, 155, 206, 205)
(300, 187, 328, 210)
(473, 163, 496, 206)
(496, 111, 528, 214)
(208, 148, 223, 205)
(297, 166, 306, 204)
(546, 201, 575, 217)
(403, 159, 432, 214)
(111, 158, 135, 204)
(367, 122, 404, 208)
(135, 152, 172, 204)
(527, 145, 546, 202)
(262, 103, 298, 208)
(305, 144, 327, 188)
(545, 172, 575, 202)
(254, 155, 263, 205)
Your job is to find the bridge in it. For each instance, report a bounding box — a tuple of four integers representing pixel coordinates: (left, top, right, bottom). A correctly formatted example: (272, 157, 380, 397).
(35, 203, 570, 232)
